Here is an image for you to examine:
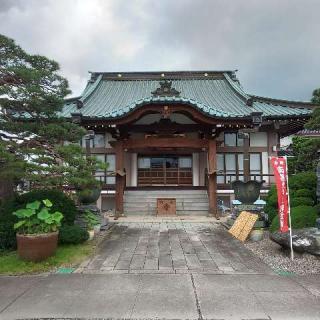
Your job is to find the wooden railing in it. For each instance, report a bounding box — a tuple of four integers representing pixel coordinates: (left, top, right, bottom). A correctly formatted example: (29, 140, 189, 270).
(94, 171, 274, 188)
(138, 168, 192, 186)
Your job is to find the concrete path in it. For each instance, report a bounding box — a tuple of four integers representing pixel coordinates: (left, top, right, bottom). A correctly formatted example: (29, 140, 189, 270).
(1, 273, 320, 319)
(1, 221, 319, 319)
(77, 221, 273, 274)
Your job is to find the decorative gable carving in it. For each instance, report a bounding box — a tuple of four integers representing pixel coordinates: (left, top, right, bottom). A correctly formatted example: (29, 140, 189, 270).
(151, 80, 180, 97)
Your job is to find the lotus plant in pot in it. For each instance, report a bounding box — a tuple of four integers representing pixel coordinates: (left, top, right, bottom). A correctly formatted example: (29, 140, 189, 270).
(13, 199, 64, 262)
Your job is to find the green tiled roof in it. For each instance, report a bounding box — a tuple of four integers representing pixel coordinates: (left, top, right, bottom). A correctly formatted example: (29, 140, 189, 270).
(62, 71, 313, 120)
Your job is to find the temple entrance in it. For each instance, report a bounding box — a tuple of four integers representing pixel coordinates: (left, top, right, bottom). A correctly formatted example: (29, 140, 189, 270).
(137, 154, 192, 186)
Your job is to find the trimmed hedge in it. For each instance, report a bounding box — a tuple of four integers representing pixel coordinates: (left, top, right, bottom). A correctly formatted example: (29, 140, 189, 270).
(294, 189, 316, 200)
(290, 197, 314, 207)
(265, 172, 317, 225)
(270, 205, 318, 233)
(58, 225, 89, 245)
(265, 185, 278, 224)
(289, 172, 317, 191)
(0, 189, 78, 250)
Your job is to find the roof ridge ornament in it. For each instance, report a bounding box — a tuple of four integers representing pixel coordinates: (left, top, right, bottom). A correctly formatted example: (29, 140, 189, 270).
(151, 80, 180, 97)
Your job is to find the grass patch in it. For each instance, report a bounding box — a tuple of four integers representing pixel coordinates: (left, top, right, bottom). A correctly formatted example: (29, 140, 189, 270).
(0, 242, 95, 275)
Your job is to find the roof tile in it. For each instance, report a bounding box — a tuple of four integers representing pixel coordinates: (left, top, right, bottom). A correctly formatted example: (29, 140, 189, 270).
(62, 72, 312, 119)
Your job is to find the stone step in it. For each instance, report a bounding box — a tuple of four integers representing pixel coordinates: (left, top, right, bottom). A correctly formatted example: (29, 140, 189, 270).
(124, 202, 209, 208)
(124, 210, 209, 216)
(123, 189, 209, 216)
(124, 197, 208, 201)
(124, 197, 208, 203)
(124, 190, 208, 195)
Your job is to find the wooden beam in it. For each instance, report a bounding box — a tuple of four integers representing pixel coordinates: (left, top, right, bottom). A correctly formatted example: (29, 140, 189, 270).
(243, 136, 250, 182)
(207, 139, 218, 218)
(122, 137, 209, 150)
(120, 123, 211, 134)
(217, 146, 268, 153)
(114, 141, 125, 218)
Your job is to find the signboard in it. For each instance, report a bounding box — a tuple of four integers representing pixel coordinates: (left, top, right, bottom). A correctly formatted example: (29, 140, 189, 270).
(229, 211, 259, 242)
(270, 157, 289, 232)
(157, 198, 176, 215)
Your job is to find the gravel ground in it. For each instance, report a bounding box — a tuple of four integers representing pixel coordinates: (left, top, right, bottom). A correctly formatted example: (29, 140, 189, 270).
(244, 231, 320, 275)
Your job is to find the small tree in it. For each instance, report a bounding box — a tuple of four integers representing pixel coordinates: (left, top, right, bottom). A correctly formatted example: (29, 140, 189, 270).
(0, 34, 100, 190)
(305, 88, 320, 130)
(288, 136, 320, 173)
(288, 88, 320, 174)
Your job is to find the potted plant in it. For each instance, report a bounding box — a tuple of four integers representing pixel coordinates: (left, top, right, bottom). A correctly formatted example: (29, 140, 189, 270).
(84, 210, 100, 240)
(13, 199, 63, 262)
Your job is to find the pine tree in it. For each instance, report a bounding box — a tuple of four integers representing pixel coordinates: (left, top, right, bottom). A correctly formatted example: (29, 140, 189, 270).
(305, 88, 320, 130)
(0, 34, 100, 191)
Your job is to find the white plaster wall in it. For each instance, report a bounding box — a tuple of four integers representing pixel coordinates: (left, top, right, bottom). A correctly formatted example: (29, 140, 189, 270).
(131, 153, 137, 187)
(280, 135, 293, 148)
(250, 132, 268, 147)
(101, 195, 115, 211)
(262, 151, 269, 183)
(192, 153, 200, 186)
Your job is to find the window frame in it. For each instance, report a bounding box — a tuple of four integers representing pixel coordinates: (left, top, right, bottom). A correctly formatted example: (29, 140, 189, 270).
(217, 153, 244, 184)
(249, 153, 262, 180)
(92, 153, 116, 185)
(224, 132, 245, 147)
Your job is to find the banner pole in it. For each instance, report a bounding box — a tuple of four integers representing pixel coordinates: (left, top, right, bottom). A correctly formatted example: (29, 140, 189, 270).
(284, 156, 294, 261)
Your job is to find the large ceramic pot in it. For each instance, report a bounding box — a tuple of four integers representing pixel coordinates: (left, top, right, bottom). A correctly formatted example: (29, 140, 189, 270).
(77, 187, 101, 205)
(231, 180, 265, 204)
(16, 232, 59, 262)
(249, 229, 264, 241)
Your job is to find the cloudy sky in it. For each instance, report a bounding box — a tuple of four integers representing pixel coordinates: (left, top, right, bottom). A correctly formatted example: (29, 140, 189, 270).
(0, 0, 319, 100)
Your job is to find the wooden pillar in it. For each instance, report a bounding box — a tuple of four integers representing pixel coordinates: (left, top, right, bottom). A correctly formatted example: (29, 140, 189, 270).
(243, 135, 250, 182)
(115, 141, 125, 218)
(208, 139, 218, 218)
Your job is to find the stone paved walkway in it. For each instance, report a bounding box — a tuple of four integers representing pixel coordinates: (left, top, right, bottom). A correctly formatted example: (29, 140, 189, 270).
(76, 222, 273, 274)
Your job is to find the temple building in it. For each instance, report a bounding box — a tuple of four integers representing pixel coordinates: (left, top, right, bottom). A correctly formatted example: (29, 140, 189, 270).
(62, 71, 315, 217)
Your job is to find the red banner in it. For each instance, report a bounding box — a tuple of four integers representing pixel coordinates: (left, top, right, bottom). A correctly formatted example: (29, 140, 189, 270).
(270, 157, 289, 232)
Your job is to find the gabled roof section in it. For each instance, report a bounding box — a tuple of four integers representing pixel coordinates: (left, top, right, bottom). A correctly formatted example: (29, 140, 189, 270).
(62, 70, 314, 120)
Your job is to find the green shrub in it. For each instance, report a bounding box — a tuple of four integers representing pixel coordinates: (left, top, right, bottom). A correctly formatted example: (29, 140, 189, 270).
(0, 196, 19, 250)
(270, 205, 318, 232)
(58, 225, 89, 245)
(0, 189, 77, 250)
(83, 210, 100, 229)
(313, 203, 320, 215)
(16, 189, 77, 225)
(294, 189, 316, 200)
(290, 197, 314, 207)
(289, 172, 317, 192)
(265, 172, 317, 227)
(266, 207, 278, 225)
(265, 185, 278, 224)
